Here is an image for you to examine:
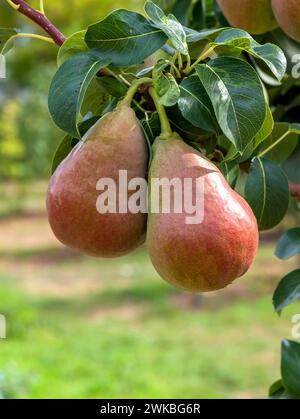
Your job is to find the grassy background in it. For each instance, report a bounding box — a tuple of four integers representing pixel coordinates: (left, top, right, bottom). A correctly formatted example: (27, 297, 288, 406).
(0, 182, 298, 398)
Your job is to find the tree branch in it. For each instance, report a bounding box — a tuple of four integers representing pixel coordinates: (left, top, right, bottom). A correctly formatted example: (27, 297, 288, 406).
(8, 0, 65, 46)
(7, 0, 112, 76)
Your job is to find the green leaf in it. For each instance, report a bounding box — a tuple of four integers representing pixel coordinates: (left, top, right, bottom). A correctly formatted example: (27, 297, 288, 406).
(51, 135, 79, 174)
(253, 40, 287, 81)
(144, 1, 188, 54)
(178, 74, 217, 132)
(101, 97, 118, 115)
(245, 157, 289, 231)
(85, 9, 167, 66)
(0, 28, 17, 54)
(234, 170, 248, 197)
(253, 105, 274, 148)
(167, 105, 213, 141)
(281, 340, 300, 396)
(57, 30, 88, 66)
(152, 60, 180, 106)
(141, 111, 161, 144)
(172, 0, 193, 26)
(223, 142, 250, 164)
(185, 27, 227, 43)
(212, 29, 287, 81)
(48, 52, 110, 138)
(192, 0, 206, 29)
(98, 76, 127, 98)
(290, 123, 300, 134)
(51, 116, 100, 174)
(276, 228, 300, 260)
(260, 123, 299, 164)
(224, 104, 274, 163)
(81, 79, 109, 116)
(252, 58, 282, 87)
(273, 269, 300, 312)
(283, 143, 300, 184)
(218, 161, 239, 187)
(136, 66, 154, 78)
(268, 28, 300, 75)
(268, 379, 285, 399)
(195, 57, 266, 152)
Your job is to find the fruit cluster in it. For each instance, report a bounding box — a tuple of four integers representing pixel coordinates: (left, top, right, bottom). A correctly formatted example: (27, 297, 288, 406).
(47, 94, 259, 293)
(217, 0, 300, 42)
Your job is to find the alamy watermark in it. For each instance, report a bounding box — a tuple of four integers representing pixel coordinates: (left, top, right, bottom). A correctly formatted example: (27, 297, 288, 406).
(292, 54, 300, 79)
(95, 170, 205, 225)
(0, 54, 6, 79)
(291, 314, 300, 340)
(0, 314, 6, 339)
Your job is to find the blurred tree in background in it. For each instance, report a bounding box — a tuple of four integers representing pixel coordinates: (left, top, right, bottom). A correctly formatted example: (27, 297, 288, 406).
(0, 0, 141, 180)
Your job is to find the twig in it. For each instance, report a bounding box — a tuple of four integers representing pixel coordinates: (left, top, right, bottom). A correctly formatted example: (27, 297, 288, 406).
(6, 0, 111, 76)
(39, 0, 45, 15)
(6, 0, 65, 46)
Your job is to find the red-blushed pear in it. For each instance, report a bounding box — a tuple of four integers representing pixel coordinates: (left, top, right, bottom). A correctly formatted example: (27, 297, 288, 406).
(272, 0, 300, 42)
(147, 135, 259, 292)
(217, 0, 278, 34)
(47, 103, 148, 257)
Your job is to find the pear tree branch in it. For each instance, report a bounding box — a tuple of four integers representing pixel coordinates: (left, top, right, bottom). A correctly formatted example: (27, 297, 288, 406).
(6, 0, 112, 76)
(6, 0, 65, 46)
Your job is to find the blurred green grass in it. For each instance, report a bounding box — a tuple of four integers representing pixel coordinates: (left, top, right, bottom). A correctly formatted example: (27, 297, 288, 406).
(0, 182, 299, 399)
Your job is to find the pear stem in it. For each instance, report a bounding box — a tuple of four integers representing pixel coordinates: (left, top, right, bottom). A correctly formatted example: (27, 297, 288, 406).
(6, 0, 65, 46)
(149, 87, 172, 137)
(185, 45, 216, 74)
(184, 53, 192, 73)
(177, 52, 183, 71)
(121, 77, 153, 106)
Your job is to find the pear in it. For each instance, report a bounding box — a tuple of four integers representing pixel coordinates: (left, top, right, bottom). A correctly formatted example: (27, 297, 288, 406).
(147, 136, 259, 292)
(272, 0, 300, 42)
(47, 104, 148, 257)
(217, 0, 278, 35)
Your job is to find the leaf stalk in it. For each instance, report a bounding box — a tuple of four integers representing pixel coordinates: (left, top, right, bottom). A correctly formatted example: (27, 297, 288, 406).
(121, 77, 153, 106)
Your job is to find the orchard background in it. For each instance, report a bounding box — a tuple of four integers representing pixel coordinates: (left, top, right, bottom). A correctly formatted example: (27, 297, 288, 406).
(0, 0, 299, 398)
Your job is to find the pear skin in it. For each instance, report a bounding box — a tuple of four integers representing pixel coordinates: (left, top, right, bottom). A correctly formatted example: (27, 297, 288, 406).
(217, 0, 278, 34)
(47, 104, 148, 257)
(147, 136, 259, 292)
(272, 0, 300, 42)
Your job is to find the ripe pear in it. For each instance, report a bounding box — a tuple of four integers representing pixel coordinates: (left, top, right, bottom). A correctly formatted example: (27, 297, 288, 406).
(217, 0, 278, 34)
(147, 136, 259, 292)
(47, 104, 148, 257)
(272, 0, 300, 42)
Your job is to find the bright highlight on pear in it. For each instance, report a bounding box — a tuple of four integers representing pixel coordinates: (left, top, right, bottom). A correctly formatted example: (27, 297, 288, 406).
(147, 135, 259, 292)
(47, 103, 148, 257)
